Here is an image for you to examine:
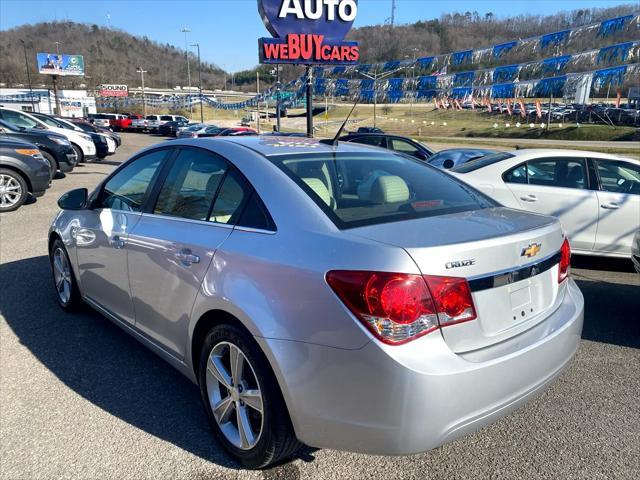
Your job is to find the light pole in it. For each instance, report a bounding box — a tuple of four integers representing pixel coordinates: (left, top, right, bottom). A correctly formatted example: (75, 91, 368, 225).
(20, 39, 36, 112)
(136, 67, 147, 117)
(180, 27, 193, 118)
(191, 43, 204, 123)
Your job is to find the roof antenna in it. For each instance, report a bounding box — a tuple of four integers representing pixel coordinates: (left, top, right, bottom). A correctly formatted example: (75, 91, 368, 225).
(319, 98, 359, 146)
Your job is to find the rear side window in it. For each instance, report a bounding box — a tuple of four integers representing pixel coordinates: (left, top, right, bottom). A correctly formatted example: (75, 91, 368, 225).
(154, 149, 227, 221)
(452, 152, 515, 173)
(210, 170, 249, 224)
(96, 150, 167, 211)
(160, 116, 173, 121)
(269, 152, 495, 229)
(237, 193, 275, 231)
(503, 164, 527, 184)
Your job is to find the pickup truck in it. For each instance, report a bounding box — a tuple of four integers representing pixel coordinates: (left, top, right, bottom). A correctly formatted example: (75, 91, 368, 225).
(146, 115, 189, 133)
(109, 114, 132, 131)
(130, 115, 149, 132)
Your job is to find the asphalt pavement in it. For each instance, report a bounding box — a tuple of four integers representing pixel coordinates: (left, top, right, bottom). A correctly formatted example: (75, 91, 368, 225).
(1, 133, 638, 480)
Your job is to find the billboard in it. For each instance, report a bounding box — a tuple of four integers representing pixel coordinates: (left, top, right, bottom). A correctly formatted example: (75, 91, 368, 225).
(99, 84, 128, 97)
(258, 0, 359, 65)
(37, 53, 85, 76)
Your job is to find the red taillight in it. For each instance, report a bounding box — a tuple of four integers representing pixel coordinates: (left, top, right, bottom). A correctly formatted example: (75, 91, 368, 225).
(326, 271, 477, 345)
(424, 275, 477, 326)
(558, 238, 571, 283)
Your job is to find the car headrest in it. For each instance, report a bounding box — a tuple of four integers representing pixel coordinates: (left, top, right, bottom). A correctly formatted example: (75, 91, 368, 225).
(370, 175, 410, 204)
(303, 178, 334, 208)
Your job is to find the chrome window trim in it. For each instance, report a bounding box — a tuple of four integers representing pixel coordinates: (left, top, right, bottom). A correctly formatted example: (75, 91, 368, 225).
(140, 212, 235, 230)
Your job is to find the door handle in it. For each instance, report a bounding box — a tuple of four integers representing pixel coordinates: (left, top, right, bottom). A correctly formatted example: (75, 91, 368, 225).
(600, 202, 620, 210)
(110, 235, 126, 249)
(520, 194, 538, 203)
(174, 249, 200, 266)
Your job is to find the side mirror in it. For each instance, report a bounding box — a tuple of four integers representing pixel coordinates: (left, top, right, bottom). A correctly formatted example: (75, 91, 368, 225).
(415, 151, 428, 161)
(58, 188, 88, 210)
(443, 159, 455, 170)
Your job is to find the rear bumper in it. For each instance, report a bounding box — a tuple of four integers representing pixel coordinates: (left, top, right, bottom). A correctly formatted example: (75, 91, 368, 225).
(258, 279, 584, 455)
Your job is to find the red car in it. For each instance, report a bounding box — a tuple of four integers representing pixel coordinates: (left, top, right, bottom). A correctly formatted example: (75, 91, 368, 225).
(109, 114, 132, 131)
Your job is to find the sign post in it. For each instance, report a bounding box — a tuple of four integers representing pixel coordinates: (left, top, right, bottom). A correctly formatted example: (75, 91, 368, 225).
(257, 0, 359, 137)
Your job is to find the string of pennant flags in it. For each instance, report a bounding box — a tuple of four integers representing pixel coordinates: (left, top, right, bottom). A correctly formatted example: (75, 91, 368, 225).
(2, 12, 636, 111)
(315, 12, 639, 77)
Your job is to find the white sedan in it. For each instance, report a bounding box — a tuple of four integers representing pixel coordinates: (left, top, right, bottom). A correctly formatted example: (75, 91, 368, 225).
(450, 149, 640, 258)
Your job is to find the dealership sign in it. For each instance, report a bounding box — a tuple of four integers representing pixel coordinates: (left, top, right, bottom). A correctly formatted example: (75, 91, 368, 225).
(99, 84, 129, 97)
(258, 0, 359, 64)
(36, 53, 85, 76)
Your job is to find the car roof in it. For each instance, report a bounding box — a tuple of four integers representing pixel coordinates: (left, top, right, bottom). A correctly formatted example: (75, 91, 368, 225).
(504, 148, 636, 162)
(206, 135, 393, 157)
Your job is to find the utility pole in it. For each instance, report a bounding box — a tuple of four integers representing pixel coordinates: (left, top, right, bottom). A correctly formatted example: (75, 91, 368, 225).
(137, 67, 147, 117)
(305, 66, 313, 137)
(180, 27, 193, 118)
(20, 40, 36, 112)
(191, 43, 204, 123)
(275, 65, 281, 132)
(256, 71, 260, 133)
(51, 41, 63, 115)
(390, 0, 396, 27)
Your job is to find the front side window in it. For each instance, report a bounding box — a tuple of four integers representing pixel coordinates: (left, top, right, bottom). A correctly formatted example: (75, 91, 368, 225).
(595, 160, 640, 194)
(389, 138, 419, 156)
(0, 110, 41, 129)
(527, 158, 586, 190)
(154, 149, 227, 221)
(96, 150, 167, 211)
(269, 151, 495, 229)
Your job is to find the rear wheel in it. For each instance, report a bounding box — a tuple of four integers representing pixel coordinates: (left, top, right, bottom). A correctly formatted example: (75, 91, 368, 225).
(198, 324, 301, 469)
(50, 238, 82, 311)
(71, 143, 84, 164)
(0, 169, 28, 212)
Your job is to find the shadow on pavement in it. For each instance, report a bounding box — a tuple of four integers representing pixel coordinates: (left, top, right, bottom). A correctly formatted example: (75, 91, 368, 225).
(0, 255, 316, 472)
(572, 254, 636, 273)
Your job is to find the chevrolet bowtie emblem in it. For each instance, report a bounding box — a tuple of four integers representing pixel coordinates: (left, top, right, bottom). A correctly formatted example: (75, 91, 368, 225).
(522, 243, 542, 258)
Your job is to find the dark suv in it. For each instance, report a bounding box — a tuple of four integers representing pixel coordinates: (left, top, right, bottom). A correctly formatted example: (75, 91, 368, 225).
(338, 133, 435, 161)
(0, 137, 51, 211)
(0, 119, 77, 175)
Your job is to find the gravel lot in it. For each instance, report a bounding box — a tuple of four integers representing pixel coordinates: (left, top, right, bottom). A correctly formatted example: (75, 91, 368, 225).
(1, 133, 638, 480)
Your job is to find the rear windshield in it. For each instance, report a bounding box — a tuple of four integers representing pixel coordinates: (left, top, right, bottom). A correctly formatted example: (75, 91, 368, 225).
(269, 152, 495, 229)
(452, 152, 515, 173)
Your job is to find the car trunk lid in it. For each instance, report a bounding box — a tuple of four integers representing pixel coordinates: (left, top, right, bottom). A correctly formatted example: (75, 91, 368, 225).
(348, 207, 566, 352)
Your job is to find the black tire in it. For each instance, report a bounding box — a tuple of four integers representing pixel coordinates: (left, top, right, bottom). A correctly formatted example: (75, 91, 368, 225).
(49, 238, 82, 311)
(0, 168, 29, 212)
(198, 323, 301, 469)
(71, 143, 84, 164)
(41, 151, 57, 181)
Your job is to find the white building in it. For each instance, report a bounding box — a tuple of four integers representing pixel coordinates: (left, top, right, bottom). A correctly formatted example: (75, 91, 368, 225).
(0, 88, 97, 117)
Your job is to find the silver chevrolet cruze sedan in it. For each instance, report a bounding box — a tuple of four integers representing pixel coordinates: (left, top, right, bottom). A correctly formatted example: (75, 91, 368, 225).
(49, 137, 584, 468)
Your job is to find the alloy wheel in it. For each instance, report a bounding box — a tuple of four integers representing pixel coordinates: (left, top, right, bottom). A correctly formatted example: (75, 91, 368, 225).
(52, 248, 72, 304)
(206, 341, 264, 450)
(0, 174, 23, 209)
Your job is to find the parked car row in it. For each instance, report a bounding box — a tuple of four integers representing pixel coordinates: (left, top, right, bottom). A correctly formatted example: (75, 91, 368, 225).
(0, 107, 121, 212)
(478, 102, 640, 127)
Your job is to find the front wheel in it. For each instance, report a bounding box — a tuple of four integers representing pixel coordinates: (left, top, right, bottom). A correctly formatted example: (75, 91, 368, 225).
(198, 324, 301, 469)
(0, 169, 28, 212)
(41, 151, 57, 180)
(50, 238, 82, 311)
(71, 143, 84, 164)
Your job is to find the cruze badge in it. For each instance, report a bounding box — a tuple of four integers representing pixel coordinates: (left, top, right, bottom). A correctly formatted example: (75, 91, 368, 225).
(521, 243, 542, 258)
(446, 259, 476, 270)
